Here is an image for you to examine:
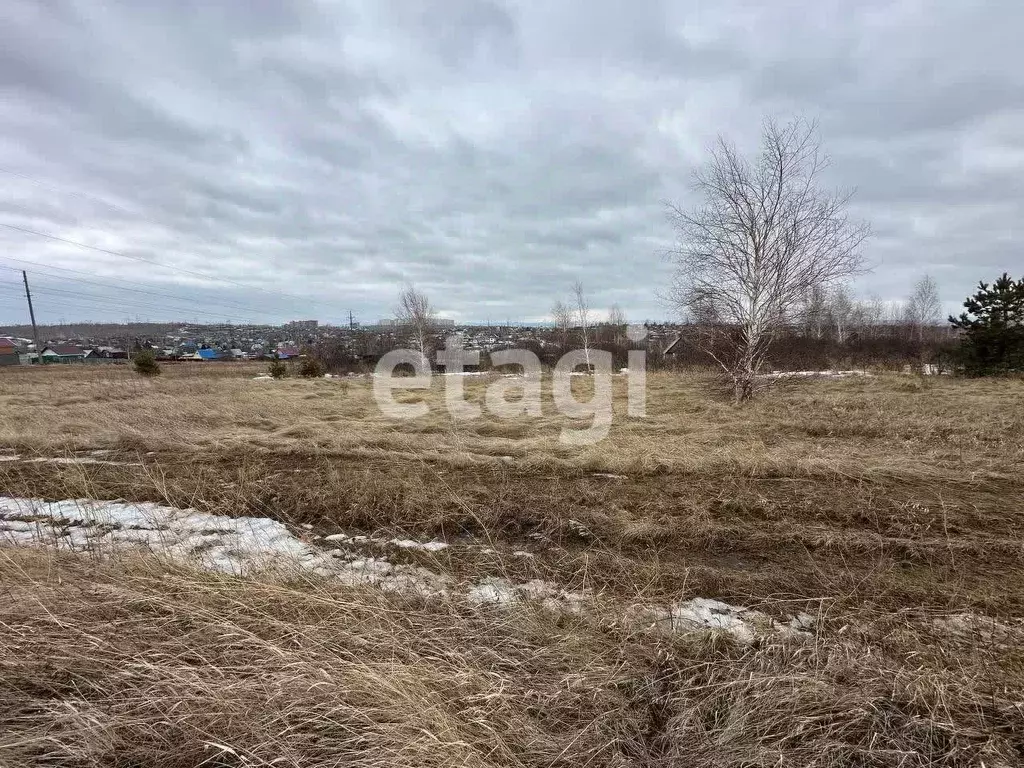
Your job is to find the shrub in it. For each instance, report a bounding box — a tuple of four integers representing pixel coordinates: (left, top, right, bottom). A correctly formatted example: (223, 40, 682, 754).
(132, 349, 161, 377)
(268, 359, 288, 379)
(298, 357, 325, 378)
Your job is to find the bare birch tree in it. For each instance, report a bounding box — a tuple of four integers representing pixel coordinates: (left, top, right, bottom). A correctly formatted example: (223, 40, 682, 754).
(396, 284, 436, 360)
(802, 285, 829, 339)
(551, 300, 573, 349)
(857, 293, 886, 338)
(572, 281, 592, 369)
(668, 117, 870, 401)
(608, 304, 626, 327)
(828, 286, 856, 344)
(607, 303, 626, 345)
(905, 274, 942, 341)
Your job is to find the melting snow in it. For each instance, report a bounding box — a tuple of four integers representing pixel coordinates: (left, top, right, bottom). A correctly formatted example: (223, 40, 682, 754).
(0, 456, 142, 467)
(321, 531, 449, 552)
(466, 577, 587, 611)
(0, 496, 445, 593)
(761, 370, 872, 379)
(634, 598, 813, 645)
(388, 538, 449, 552)
(0, 496, 815, 641)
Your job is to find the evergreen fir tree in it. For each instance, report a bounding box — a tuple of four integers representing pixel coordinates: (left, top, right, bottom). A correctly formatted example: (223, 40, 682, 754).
(949, 273, 1024, 374)
(132, 348, 161, 377)
(268, 358, 288, 379)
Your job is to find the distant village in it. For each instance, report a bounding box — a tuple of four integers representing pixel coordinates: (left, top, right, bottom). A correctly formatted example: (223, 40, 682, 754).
(0, 319, 679, 369)
(0, 320, 325, 366)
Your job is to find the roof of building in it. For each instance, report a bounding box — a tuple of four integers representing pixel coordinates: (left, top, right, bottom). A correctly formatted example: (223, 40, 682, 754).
(44, 345, 86, 356)
(0, 337, 18, 350)
(197, 348, 218, 360)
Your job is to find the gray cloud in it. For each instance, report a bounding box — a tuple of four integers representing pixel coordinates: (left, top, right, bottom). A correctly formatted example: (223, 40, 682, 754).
(0, 0, 1021, 326)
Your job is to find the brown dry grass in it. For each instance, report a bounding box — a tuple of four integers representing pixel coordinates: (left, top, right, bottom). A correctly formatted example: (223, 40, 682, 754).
(1, 363, 1020, 477)
(1, 363, 1023, 765)
(1, 364, 1021, 607)
(2, 548, 1023, 767)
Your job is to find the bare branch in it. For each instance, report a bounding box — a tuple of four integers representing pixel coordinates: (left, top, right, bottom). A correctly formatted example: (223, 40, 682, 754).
(395, 284, 436, 357)
(667, 117, 871, 401)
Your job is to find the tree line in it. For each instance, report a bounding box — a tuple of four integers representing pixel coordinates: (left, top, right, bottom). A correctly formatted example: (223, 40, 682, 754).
(312, 116, 1022, 395)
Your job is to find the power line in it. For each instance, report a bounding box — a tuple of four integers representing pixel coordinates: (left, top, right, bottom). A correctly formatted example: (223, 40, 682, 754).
(0, 260, 280, 320)
(0, 220, 329, 309)
(0, 281, 261, 324)
(0, 170, 345, 313)
(24, 286, 260, 323)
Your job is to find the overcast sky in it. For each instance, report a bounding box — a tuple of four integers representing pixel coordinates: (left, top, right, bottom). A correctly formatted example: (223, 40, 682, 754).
(0, 0, 1020, 326)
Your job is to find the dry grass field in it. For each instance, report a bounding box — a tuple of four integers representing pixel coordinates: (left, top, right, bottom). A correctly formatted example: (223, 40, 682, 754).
(1, 363, 1023, 766)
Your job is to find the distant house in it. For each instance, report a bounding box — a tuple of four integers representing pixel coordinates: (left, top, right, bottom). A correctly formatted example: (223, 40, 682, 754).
(40, 345, 87, 364)
(86, 346, 128, 360)
(180, 347, 219, 361)
(276, 346, 301, 359)
(663, 336, 682, 355)
(0, 337, 20, 366)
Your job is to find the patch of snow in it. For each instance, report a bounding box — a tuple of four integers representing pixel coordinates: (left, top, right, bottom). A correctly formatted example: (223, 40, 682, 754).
(473, 546, 533, 559)
(0, 496, 819, 642)
(761, 369, 872, 379)
(347, 558, 393, 574)
(466, 576, 587, 611)
(0, 496, 444, 594)
(322, 532, 447, 551)
(672, 598, 760, 644)
(0, 455, 142, 466)
(467, 578, 519, 605)
(902, 363, 944, 375)
(253, 375, 274, 380)
(788, 612, 818, 632)
(32, 457, 142, 467)
(634, 598, 813, 645)
(388, 538, 449, 552)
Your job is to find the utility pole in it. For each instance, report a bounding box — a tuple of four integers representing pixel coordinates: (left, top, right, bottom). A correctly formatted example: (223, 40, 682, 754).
(22, 271, 40, 363)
